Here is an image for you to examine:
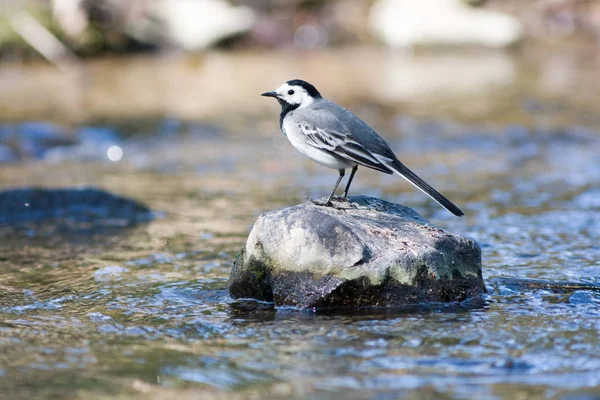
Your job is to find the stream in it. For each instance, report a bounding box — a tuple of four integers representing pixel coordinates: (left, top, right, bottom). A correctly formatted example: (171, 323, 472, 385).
(0, 49, 599, 399)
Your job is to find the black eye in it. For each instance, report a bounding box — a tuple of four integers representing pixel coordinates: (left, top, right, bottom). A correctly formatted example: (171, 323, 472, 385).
(288, 90, 295, 95)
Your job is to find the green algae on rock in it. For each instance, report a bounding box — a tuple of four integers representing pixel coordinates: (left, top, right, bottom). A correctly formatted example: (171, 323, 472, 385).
(229, 196, 485, 308)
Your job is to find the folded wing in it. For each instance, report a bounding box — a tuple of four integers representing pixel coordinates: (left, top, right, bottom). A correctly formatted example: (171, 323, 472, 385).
(298, 113, 394, 174)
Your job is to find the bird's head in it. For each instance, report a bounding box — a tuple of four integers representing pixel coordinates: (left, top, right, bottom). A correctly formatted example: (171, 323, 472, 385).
(261, 79, 321, 109)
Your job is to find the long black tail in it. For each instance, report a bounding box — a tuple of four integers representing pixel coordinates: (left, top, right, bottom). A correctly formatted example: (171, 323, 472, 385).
(388, 160, 464, 217)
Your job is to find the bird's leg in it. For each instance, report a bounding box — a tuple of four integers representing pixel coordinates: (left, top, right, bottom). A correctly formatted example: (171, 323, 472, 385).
(325, 169, 345, 205)
(312, 169, 345, 206)
(342, 165, 358, 199)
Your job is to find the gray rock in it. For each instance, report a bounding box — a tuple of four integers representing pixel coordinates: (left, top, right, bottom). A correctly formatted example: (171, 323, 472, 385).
(229, 196, 485, 308)
(0, 188, 155, 228)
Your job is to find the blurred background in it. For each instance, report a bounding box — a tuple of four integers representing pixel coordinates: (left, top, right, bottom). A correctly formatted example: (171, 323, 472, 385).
(0, 0, 599, 125)
(1, 1, 600, 399)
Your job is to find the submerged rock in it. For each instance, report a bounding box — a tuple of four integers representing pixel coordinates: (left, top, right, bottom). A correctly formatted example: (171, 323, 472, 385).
(229, 196, 484, 308)
(0, 188, 154, 229)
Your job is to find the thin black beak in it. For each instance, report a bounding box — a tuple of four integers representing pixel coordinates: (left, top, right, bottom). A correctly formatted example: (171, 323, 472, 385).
(261, 91, 278, 98)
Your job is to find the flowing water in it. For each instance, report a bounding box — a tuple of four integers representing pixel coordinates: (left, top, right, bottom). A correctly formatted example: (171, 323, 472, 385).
(0, 49, 599, 399)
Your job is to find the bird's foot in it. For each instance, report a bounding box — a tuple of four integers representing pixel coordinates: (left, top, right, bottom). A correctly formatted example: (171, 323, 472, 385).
(333, 195, 349, 202)
(310, 198, 333, 207)
(309, 196, 350, 207)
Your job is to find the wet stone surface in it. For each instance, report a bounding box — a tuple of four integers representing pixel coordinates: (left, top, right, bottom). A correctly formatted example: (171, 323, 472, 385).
(0, 188, 156, 240)
(0, 188, 154, 225)
(230, 196, 484, 308)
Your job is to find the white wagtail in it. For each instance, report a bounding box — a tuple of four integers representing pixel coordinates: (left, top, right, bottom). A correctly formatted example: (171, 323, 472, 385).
(261, 79, 464, 217)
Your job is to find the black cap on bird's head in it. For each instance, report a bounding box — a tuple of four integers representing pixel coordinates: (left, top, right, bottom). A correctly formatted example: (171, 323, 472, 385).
(284, 79, 321, 98)
(261, 79, 322, 108)
(261, 79, 322, 124)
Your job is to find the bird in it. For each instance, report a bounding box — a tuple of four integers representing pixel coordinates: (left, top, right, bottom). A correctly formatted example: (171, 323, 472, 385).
(261, 79, 464, 217)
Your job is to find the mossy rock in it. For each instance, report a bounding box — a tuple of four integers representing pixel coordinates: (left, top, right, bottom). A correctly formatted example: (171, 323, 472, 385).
(229, 196, 485, 308)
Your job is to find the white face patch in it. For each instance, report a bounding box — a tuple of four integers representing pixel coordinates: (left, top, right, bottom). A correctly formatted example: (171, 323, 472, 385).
(275, 83, 314, 108)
